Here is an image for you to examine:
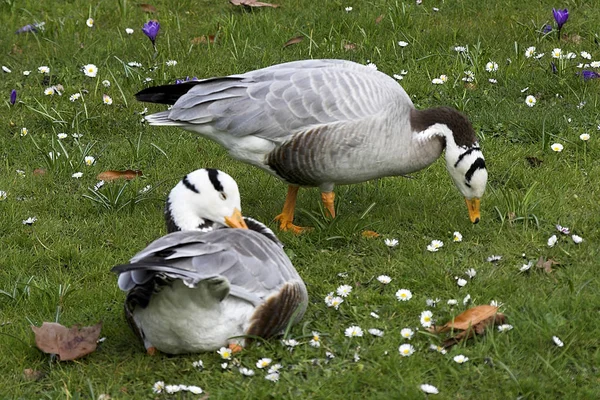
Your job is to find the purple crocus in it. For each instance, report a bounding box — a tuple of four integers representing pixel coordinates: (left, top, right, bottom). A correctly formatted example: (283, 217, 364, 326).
(142, 20, 160, 46)
(581, 70, 600, 81)
(10, 89, 17, 105)
(15, 22, 45, 34)
(552, 8, 569, 29)
(542, 24, 552, 34)
(175, 76, 199, 84)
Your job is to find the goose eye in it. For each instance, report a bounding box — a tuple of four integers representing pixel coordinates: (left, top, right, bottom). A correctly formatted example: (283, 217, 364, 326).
(220, 192, 227, 200)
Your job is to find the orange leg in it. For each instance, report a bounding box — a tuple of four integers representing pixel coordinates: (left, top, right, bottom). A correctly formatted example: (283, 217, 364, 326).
(146, 346, 157, 356)
(321, 191, 336, 218)
(274, 185, 309, 234)
(228, 343, 244, 354)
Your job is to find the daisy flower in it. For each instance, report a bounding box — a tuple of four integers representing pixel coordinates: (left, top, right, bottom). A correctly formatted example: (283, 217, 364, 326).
(86, 18, 94, 28)
(309, 331, 321, 348)
(325, 351, 335, 359)
(377, 275, 391, 284)
(38, 66, 50, 74)
(384, 238, 399, 247)
(551, 143, 563, 152)
(439, 74, 448, 83)
(282, 339, 299, 349)
(580, 51, 592, 60)
(429, 344, 447, 354)
(370, 312, 380, 319)
(265, 373, 280, 382)
(44, 87, 55, 96)
(534, 53, 545, 59)
(84, 156, 95, 166)
(396, 289, 412, 301)
(72, 133, 83, 138)
(400, 328, 414, 339)
(187, 386, 203, 394)
(463, 294, 471, 305)
(519, 262, 533, 272)
(462, 70, 475, 82)
(217, 347, 232, 360)
(490, 300, 503, 307)
(431, 78, 444, 85)
(571, 235, 583, 244)
(256, 358, 272, 369)
(426, 298, 440, 307)
(345, 326, 363, 337)
(325, 294, 344, 309)
(489, 78, 498, 84)
(57, 133, 67, 139)
(368, 328, 384, 337)
(427, 240, 444, 252)
(152, 381, 165, 393)
(456, 278, 467, 287)
(102, 94, 113, 105)
(551, 48, 562, 59)
(398, 41, 409, 47)
(239, 367, 255, 376)
(393, 74, 404, 80)
(465, 268, 476, 279)
(268, 364, 282, 374)
(454, 46, 467, 52)
(125, 28, 134, 34)
(420, 310, 433, 328)
(365, 62, 377, 70)
(453, 354, 469, 363)
(398, 343, 415, 357)
(485, 61, 498, 72)
(221, 362, 228, 369)
(552, 336, 564, 347)
(72, 172, 83, 178)
(580, 133, 590, 141)
(591, 61, 600, 68)
(192, 360, 203, 369)
(547, 235, 558, 247)
(420, 384, 439, 394)
(23, 216, 37, 225)
(94, 181, 105, 191)
(336, 284, 352, 297)
(20, 127, 28, 136)
(0, 191, 7, 201)
(128, 61, 142, 67)
(525, 95, 536, 107)
(16, 170, 25, 177)
(23, 70, 31, 75)
(487, 255, 502, 262)
(166, 60, 178, 66)
(69, 93, 81, 102)
(525, 46, 536, 58)
(102, 80, 111, 87)
(453, 231, 463, 242)
(497, 324, 513, 332)
(447, 299, 458, 306)
(2, 66, 11, 73)
(82, 64, 98, 77)
(345, 6, 353, 12)
(165, 385, 180, 394)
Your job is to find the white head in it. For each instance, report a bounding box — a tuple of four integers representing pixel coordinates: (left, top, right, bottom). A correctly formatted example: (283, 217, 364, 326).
(165, 168, 248, 232)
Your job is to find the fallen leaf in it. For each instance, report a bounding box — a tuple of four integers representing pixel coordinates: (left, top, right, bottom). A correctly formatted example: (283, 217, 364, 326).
(97, 170, 143, 181)
(375, 14, 385, 24)
(23, 368, 46, 381)
(464, 83, 477, 90)
(139, 3, 157, 13)
(361, 230, 380, 238)
(33, 168, 46, 176)
(11, 44, 23, 55)
(31, 322, 102, 361)
(191, 35, 215, 44)
(525, 156, 543, 167)
(564, 33, 581, 44)
(536, 256, 559, 273)
(230, 0, 279, 8)
(433, 305, 499, 333)
(441, 313, 507, 348)
(283, 36, 303, 48)
(343, 42, 357, 51)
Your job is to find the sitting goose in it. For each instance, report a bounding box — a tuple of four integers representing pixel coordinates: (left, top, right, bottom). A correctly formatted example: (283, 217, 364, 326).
(112, 168, 308, 354)
(136, 59, 488, 233)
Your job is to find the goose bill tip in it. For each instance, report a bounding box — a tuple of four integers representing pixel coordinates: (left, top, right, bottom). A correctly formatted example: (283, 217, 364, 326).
(224, 208, 248, 229)
(465, 198, 481, 224)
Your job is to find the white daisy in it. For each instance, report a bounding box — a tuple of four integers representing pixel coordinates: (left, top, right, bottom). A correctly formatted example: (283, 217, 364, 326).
(551, 143, 564, 152)
(69, 93, 81, 102)
(370, 312, 380, 319)
(591, 61, 600, 68)
(23, 70, 31, 75)
(82, 64, 98, 77)
(102, 80, 111, 87)
(336, 284, 352, 297)
(395, 289, 412, 301)
(426, 298, 440, 307)
(393, 74, 404, 80)
(456, 278, 467, 287)
(552, 336, 564, 347)
(267, 364, 282, 374)
(384, 238, 399, 247)
(72, 172, 83, 178)
(463, 294, 471, 305)
(192, 360, 203, 369)
(520, 262, 533, 272)
(439, 74, 448, 82)
(571, 235, 583, 244)
(44, 87, 55, 96)
(547, 235, 558, 247)
(454, 46, 467, 53)
(0, 191, 7, 200)
(398, 343, 415, 357)
(38, 66, 50, 74)
(580, 133, 590, 141)
(165, 385, 180, 394)
(400, 328, 414, 339)
(128, 61, 142, 67)
(125, 28, 134, 34)
(453, 354, 469, 363)
(489, 78, 498, 83)
(23, 217, 37, 225)
(581, 51, 592, 60)
(551, 48, 562, 59)
(57, 133, 67, 139)
(102, 94, 113, 105)
(377, 275, 391, 284)
(2, 66, 11, 73)
(309, 331, 321, 347)
(431, 78, 444, 85)
(453, 231, 463, 242)
(282, 339, 299, 349)
(239, 367, 255, 376)
(497, 324, 513, 332)
(534, 53, 545, 59)
(429, 344, 447, 355)
(420, 310, 433, 328)
(20, 127, 28, 137)
(368, 328, 384, 337)
(187, 386, 203, 394)
(490, 300, 503, 307)
(256, 358, 272, 369)
(345, 326, 363, 337)
(447, 299, 458, 306)
(265, 373, 280, 382)
(462, 70, 475, 82)
(487, 255, 502, 262)
(221, 362, 228, 369)
(427, 240, 444, 252)
(166, 60, 178, 66)
(420, 384, 439, 394)
(485, 61, 498, 72)
(325, 351, 335, 359)
(525, 95, 536, 107)
(86, 18, 94, 28)
(152, 381, 165, 393)
(345, 6, 353, 12)
(217, 347, 232, 360)
(16, 170, 25, 177)
(465, 268, 476, 279)
(398, 41, 409, 47)
(84, 156, 95, 166)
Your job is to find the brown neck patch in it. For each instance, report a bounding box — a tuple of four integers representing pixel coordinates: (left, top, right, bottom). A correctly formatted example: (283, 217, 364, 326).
(410, 107, 477, 147)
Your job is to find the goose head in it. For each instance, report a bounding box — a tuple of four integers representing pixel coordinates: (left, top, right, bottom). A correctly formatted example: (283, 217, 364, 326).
(411, 107, 488, 223)
(165, 168, 248, 232)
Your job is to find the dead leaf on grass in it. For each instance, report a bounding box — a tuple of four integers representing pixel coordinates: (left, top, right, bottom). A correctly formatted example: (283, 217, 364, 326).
(191, 35, 215, 45)
(23, 368, 46, 381)
(31, 322, 102, 361)
(97, 170, 143, 181)
(361, 230, 380, 238)
(139, 3, 157, 13)
(343, 42, 357, 51)
(375, 14, 385, 24)
(283, 36, 303, 48)
(33, 168, 46, 176)
(536, 256, 559, 273)
(230, 0, 279, 8)
(432, 305, 499, 333)
(441, 313, 507, 348)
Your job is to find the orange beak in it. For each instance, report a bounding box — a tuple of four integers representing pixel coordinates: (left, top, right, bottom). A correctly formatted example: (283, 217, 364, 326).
(465, 198, 481, 224)
(224, 208, 248, 229)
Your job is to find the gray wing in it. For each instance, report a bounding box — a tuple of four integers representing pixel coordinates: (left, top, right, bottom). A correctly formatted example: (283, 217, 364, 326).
(153, 59, 413, 141)
(114, 229, 304, 307)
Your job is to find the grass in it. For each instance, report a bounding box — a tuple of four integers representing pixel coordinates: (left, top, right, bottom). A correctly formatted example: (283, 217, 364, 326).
(1, 0, 599, 398)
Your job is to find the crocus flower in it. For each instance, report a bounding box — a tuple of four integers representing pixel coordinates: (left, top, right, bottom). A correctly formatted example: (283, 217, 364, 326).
(10, 89, 16, 105)
(542, 24, 552, 34)
(552, 8, 569, 29)
(142, 20, 160, 46)
(15, 22, 45, 34)
(582, 70, 600, 81)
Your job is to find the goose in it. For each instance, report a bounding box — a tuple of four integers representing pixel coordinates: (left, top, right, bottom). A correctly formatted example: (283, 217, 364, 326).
(136, 59, 488, 233)
(112, 168, 308, 354)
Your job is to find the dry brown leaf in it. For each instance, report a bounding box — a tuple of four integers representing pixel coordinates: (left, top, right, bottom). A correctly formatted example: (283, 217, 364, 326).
(230, 0, 279, 8)
(139, 3, 157, 13)
(441, 313, 506, 348)
(23, 368, 46, 381)
(97, 170, 143, 181)
(191, 35, 215, 44)
(564, 34, 582, 44)
(433, 305, 499, 333)
(31, 322, 102, 361)
(33, 168, 46, 176)
(343, 42, 357, 51)
(375, 14, 385, 24)
(536, 256, 559, 273)
(361, 230, 380, 238)
(283, 36, 303, 48)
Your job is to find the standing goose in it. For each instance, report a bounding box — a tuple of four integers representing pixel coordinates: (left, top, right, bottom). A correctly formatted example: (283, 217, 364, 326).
(113, 168, 308, 354)
(136, 59, 488, 233)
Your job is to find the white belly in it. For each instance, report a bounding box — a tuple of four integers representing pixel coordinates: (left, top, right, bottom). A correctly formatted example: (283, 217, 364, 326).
(134, 281, 256, 354)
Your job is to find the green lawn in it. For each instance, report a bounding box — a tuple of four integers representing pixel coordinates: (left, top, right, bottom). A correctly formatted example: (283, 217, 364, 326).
(1, 0, 599, 398)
